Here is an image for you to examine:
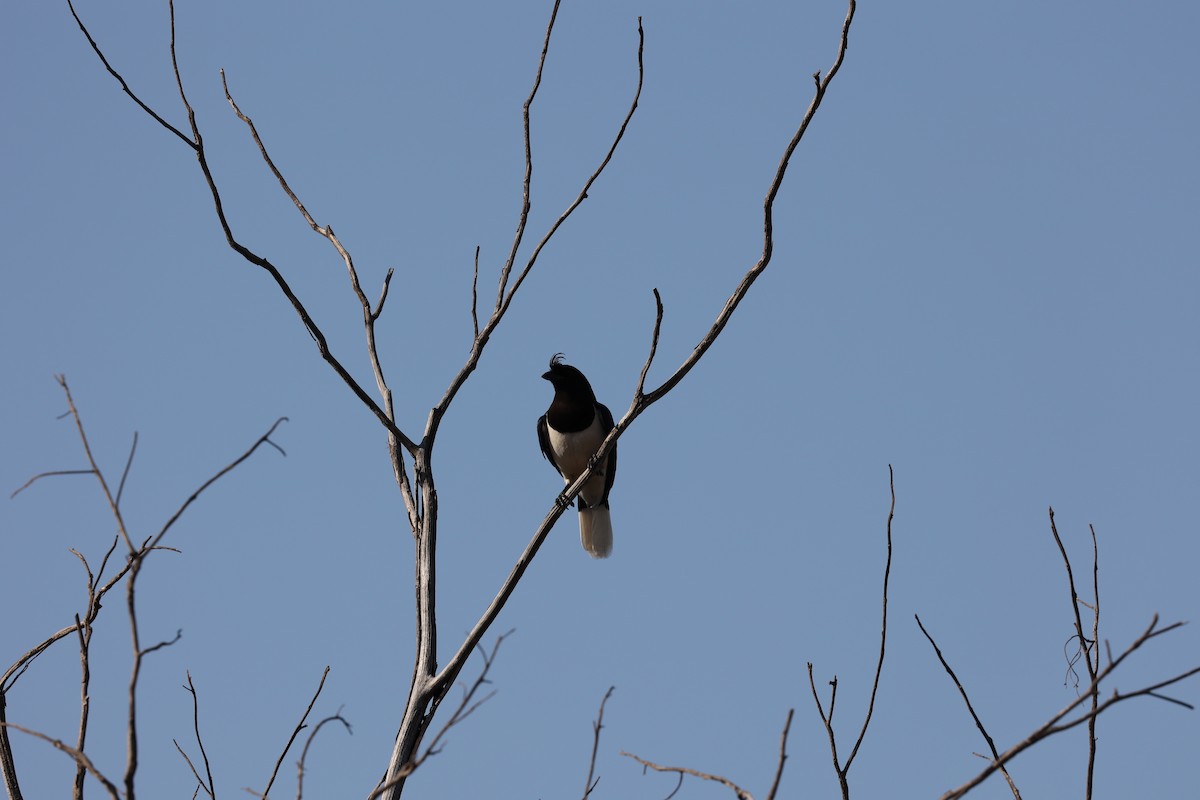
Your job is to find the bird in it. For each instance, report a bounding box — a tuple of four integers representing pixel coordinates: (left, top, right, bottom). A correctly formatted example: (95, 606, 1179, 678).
(537, 354, 617, 558)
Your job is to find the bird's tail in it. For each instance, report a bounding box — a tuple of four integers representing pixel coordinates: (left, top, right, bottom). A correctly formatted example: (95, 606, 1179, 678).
(579, 505, 613, 559)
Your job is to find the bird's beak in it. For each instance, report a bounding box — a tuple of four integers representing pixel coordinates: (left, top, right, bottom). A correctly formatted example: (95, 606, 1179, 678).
(541, 371, 553, 381)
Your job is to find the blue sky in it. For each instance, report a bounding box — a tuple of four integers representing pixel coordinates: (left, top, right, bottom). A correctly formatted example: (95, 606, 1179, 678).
(3, 1, 1198, 798)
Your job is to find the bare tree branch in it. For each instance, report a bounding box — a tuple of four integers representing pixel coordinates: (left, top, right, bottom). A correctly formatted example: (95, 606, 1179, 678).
(622, 752, 754, 800)
(765, 709, 795, 800)
(183, 672, 217, 799)
(915, 615, 1021, 799)
(258, 666, 332, 800)
(1048, 509, 1101, 798)
(0, 722, 122, 800)
(370, 633, 511, 800)
(807, 463, 894, 799)
(582, 687, 615, 799)
(940, 615, 1199, 799)
(296, 711, 352, 800)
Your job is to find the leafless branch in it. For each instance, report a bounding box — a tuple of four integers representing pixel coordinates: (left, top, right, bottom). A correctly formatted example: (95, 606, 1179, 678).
(620, 707, 794, 800)
(174, 738, 214, 798)
(296, 710, 352, 800)
(1048, 509, 1101, 798)
(72, 614, 90, 800)
(940, 614, 1199, 799)
(0, 722, 122, 800)
(807, 462, 893, 799)
(471, 246, 481, 339)
(259, 666, 332, 800)
(9, 468, 93, 498)
(765, 709, 795, 800)
(915, 615, 1021, 799)
(182, 672, 217, 798)
(219, 69, 419, 526)
(371, 631, 512, 799)
(621, 752, 754, 800)
(153, 416, 289, 549)
(65, 0, 195, 148)
(115, 431, 139, 508)
(408, 9, 857, 795)
(582, 687, 615, 799)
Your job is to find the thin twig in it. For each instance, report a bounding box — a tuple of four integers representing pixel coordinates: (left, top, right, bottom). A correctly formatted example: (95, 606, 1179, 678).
(807, 462, 894, 799)
(915, 615, 1021, 799)
(261, 667, 332, 799)
(115, 431, 139, 508)
(582, 687, 615, 799)
(0, 722, 123, 800)
(765, 709, 795, 800)
(10, 468, 93, 498)
(183, 672, 217, 798)
(296, 711, 352, 800)
(940, 615, 1199, 799)
(621, 752, 754, 800)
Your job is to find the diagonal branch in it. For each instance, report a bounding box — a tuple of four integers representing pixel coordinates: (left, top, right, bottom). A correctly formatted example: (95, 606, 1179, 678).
(434, 0, 856, 716)
(622, 752, 754, 800)
(219, 71, 419, 525)
(582, 687, 615, 799)
(427, 14, 645, 450)
(259, 666, 332, 800)
(916, 615, 1022, 799)
(67, 0, 420, 459)
(807, 463, 893, 799)
(940, 615, 1199, 799)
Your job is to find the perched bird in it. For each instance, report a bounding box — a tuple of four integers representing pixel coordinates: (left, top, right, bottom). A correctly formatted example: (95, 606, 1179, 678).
(537, 354, 617, 558)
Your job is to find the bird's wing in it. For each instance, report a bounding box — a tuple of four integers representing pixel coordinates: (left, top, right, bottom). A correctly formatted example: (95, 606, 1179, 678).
(536, 414, 564, 477)
(596, 402, 617, 505)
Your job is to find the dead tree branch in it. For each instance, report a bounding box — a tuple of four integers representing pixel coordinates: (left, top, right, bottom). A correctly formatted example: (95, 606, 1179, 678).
(582, 687, 615, 799)
(1048, 509, 1101, 798)
(807, 462, 893, 799)
(257, 666, 333, 800)
(296, 711, 352, 800)
(939, 614, 1199, 800)
(3, 378, 286, 800)
(915, 615, 1022, 799)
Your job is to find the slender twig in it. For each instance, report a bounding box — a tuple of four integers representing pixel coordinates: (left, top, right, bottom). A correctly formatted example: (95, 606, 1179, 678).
(940, 615, 1199, 799)
(471, 246, 481, 339)
(115, 431, 139, 508)
(582, 687, 615, 799)
(153, 417, 288, 548)
(1048, 509, 1101, 799)
(621, 752, 754, 800)
(260, 667, 332, 799)
(181, 672, 216, 798)
(494, 0, 563, 309)
(174, 738, 213, 798)
(65, 0, 195, 148)
(916, 615, 1021, 799)
(10, 468, 93, 498)
(807, 463, 894, 799)
(0, 722, 122, 800)
(296, 711, 352, 800)
(765, 709, 795, 800)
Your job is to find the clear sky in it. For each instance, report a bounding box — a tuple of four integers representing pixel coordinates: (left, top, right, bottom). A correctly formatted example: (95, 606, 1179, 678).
(3, 1, 1198, 798)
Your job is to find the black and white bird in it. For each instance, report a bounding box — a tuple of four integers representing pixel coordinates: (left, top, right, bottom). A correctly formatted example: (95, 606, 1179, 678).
(537, 354, 617, 558)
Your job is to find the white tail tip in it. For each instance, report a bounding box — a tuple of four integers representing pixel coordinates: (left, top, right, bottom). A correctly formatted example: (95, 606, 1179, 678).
(579, 506, 613, 559)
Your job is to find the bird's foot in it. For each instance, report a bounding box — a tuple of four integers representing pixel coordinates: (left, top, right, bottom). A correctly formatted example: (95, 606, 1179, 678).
(555, 491, 572, 510)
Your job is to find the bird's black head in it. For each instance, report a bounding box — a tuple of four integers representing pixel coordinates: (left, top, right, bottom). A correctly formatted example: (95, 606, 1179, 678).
(542, 353, 597, 402)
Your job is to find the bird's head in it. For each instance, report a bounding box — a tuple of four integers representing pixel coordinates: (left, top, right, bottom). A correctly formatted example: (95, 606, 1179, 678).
(542, 353, 597, 400)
